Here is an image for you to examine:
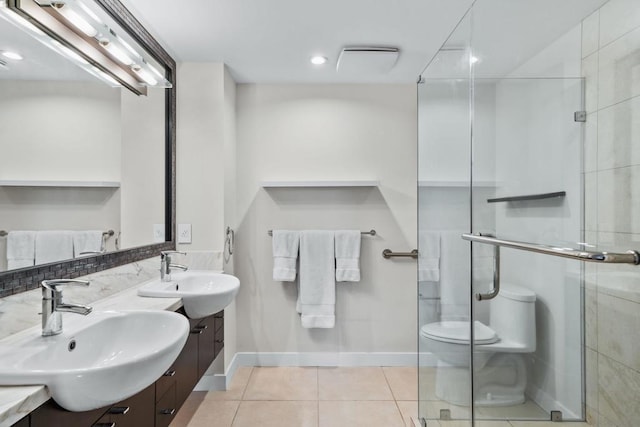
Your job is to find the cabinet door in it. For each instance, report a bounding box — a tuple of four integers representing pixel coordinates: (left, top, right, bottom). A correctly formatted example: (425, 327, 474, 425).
(107, 383, 155, 427)
(155, 383, 177, 427)
(175, 327, 199, 407)
(30, 400, 107, 427)
(10, 415, 29, 427)
(196, 315, 217, 378)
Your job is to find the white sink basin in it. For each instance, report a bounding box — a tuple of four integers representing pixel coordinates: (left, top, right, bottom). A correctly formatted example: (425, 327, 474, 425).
(137, 271, 240, 319)
(0, 310, 188, 411)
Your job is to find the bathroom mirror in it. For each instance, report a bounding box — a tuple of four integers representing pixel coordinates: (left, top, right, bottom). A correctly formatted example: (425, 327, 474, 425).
(0, 0, 176, 292)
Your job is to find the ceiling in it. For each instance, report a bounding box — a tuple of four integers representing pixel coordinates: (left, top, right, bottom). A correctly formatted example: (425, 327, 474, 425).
(118, 0, 475, 84)
(1, 0, 609, 84)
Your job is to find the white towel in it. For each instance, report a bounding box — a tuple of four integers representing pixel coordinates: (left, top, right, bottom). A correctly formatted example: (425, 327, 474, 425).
(6, 231, 35, 268)
(298, 230, 335, 328)
(35, 231, 74, 265)
(335, 230, 361, 282)
(73, 230, 104, 257)
(272, 230, 300, 281)
(418, 231, 440, 282)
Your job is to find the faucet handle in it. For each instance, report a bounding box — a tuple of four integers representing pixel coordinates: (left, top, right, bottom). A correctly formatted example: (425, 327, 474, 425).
(42, 279, 90, 297)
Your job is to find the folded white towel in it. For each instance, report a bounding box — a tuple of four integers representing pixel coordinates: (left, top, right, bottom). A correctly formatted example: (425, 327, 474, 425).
(73, 230, 104, 257)
(35, 231, 74, 265)
(7, 231, 36, 261)
(272, 230, 300, 281)
(298, 230, 335, 328)
(335, 230, 361, 282)
(418, 231, 440, 282)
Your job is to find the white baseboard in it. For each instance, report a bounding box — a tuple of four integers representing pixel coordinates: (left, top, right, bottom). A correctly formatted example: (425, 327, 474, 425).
(195, 351, 425, 392)
(527, 384, 581, 420)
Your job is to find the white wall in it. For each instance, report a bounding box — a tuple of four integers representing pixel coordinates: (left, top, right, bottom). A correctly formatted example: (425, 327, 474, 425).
(120, 88, 166, 248)
(234, 84, 417, 355)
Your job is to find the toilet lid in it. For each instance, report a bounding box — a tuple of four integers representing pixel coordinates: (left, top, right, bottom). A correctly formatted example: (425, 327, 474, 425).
(420, 321, 499, 345)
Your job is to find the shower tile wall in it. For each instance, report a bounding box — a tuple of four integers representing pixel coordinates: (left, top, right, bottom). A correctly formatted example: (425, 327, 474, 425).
(582, 1, 640, 426)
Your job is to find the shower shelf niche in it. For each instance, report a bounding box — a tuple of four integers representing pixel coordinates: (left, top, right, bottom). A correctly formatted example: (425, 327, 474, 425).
(487, 191, 566, 203)
(261, 180, 379, 188)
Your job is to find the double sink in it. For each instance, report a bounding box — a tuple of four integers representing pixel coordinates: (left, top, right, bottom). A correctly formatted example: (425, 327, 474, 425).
(0, 270, 240, 412)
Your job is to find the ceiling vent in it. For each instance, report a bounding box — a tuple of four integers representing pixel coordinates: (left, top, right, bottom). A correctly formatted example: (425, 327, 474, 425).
(336, 47, 399, 74)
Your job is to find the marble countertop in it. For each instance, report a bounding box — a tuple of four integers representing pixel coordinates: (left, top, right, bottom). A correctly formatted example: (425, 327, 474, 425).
(0, 280, 182, 427)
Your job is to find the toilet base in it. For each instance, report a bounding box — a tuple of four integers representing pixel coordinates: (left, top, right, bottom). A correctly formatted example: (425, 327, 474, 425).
(435, 353, 527, 407)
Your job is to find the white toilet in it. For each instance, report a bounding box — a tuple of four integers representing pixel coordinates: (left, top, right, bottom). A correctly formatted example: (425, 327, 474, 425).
(420, 285, 536, 407)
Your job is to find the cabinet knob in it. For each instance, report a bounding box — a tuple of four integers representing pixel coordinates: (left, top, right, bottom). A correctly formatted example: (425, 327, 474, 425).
(160, 408, 176, 416)
(163, 369, 176, 377)
(195, 324, 208, 330)
(108, 406, 130, 415)
(215, 339, 224, 343)
(190, 329, 204, 335)
(93, 423, 116, 427)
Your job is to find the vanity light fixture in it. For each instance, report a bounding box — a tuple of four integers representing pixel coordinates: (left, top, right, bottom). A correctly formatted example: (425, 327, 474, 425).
(2, 0, 172, 95)
(99, 38, 133, 65)
(310, 55, 328, 65)
(1, 50, 23, 60)
(50, 1, 97, 37)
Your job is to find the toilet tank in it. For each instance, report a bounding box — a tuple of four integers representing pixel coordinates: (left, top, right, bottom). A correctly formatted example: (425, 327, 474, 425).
(489, 285, 536, 351)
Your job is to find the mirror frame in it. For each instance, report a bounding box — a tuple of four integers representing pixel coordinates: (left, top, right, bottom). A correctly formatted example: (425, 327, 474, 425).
(0, 0, 176, 296)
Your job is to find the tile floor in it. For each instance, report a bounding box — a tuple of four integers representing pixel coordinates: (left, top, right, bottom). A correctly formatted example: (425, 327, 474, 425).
(170, 367, 592, 427)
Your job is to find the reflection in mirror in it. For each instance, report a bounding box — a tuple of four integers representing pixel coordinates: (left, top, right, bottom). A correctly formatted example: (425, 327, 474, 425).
(0, 0, 171, 274)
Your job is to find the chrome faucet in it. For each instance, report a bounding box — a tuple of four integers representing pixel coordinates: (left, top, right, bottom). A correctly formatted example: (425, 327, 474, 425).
(160, 251, 188, 282)
(41, 279, 93, 337)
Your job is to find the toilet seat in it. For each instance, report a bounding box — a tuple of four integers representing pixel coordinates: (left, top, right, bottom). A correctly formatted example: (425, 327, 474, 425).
(421, 321, 499, 345)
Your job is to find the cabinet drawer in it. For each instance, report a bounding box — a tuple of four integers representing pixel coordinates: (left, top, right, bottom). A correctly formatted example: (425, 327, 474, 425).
(155, 383, 177, 427)
(107, 383, 155, 427)
(30, 400, 108, 427)
(156, 367, 177, 402)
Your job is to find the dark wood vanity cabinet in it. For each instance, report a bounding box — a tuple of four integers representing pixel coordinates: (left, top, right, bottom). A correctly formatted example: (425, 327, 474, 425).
(17, 310, 224, 427)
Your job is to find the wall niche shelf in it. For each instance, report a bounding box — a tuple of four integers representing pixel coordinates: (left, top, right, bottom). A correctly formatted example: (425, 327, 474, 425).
(487, 191, 566, 203)
(0, 180, 121, 188)
(419, 180, 496, 188)
(261, 180, 379, 188)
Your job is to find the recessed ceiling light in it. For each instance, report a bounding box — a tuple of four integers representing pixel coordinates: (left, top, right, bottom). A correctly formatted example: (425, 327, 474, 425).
(310, 55, 327, 65)
(2, 51, 23, 61)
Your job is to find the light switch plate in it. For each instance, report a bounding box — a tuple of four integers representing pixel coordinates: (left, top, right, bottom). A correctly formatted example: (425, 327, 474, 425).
(178, 223, 192, 244)
(153, 224, 165, 243)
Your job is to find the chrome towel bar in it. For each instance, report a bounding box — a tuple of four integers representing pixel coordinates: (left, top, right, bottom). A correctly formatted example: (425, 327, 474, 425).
(462, 233, 640, 265)
(0, 229, 114, 238)
(268, 229, 376, 236)
(382, 249, 418, 259)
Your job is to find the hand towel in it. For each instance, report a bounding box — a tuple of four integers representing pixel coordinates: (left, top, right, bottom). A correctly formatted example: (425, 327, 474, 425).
(6, 231, 36, 268)
(35, 231, 74, 265)
(418, 231, 440, 282)
(73, 230, 104, 257)
(298, 230, 335, 328)
(272, 230, 300, 281)
(334, 230, 361, 282)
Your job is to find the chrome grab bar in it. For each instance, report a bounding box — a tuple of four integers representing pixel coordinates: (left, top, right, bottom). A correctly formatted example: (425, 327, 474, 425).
(462, 233, 640, 265)
(382, 249, 418, 259)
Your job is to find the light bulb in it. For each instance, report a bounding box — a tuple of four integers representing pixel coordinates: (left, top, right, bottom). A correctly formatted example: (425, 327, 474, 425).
(100, 39, 133, 65)
(310, 55, 327, 65)
(52, 2, 98, 38)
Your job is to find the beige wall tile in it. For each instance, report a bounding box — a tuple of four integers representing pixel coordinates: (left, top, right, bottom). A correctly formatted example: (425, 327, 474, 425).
(232, 401, 318, 427)
(319, 401, 404, 427)
(318, 367, 394, 400)
(585, 112, 598, 173)
(598, 354, 640, 427)
(597, 166, 640, 234)
(599, 0, 640, 47)
(383, 367, 418, 401)
(598, 27, 640, 109)
(585, 289, 598, 350)
(597, 293, 640, 371)
(243, 367, 318, 401)
(582, 53, 599, 113)
(586, 348, 599, 413)
(597, 96, 640, 170)
(583, 10, 600, 58)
